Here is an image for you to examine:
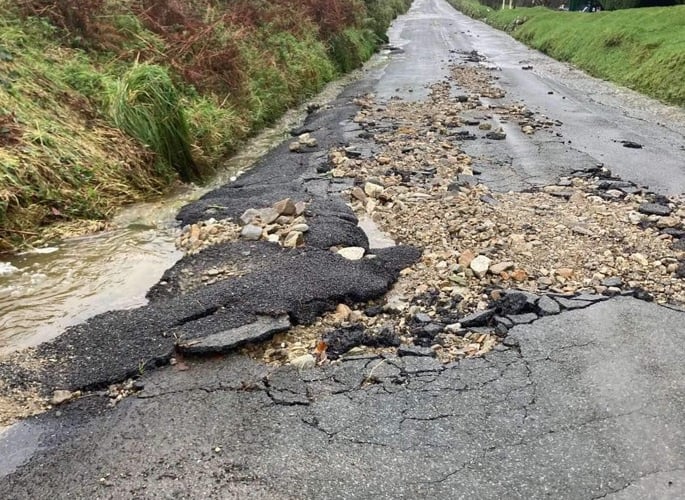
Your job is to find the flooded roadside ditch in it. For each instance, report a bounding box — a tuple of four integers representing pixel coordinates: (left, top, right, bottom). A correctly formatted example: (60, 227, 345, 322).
(0, 59, 394, 357)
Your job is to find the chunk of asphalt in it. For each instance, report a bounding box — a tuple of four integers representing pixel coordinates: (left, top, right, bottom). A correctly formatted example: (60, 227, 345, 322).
(571, 293, 608, 302)
(494, 291, 537, 315)
(324, 326, 400, 360)
(554, 297, 593, 310)
(596, 180, 635, 190)
(177, 314, 291, 355)
(494, 316, 514, 328)
(662, 228, 685, 239)
(601, 277, 623, 288)
(536, 295, 561, 316)
(507, 313, 538, 325)
(638, 203, 672, 216)
(398, 345, 436, 357)
(460, 308, 496, 327)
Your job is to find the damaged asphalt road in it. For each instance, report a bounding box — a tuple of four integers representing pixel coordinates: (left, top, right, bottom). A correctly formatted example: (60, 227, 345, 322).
(2, 0, 685, 497)
(2, 298, 685, 499)
(0, 83, 421, 394)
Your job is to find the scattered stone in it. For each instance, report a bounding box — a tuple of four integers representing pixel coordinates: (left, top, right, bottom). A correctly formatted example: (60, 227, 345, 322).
(283, 231, 303, 248)
(240, 224, 263, 241)
(50, 390, 76, 406)
(337, 247, 365, 261)
(273, 198, 297, 216)
(351, 186, 368, 203)
(470, 255, 491, 277)
(290, 354, 316, 370)
(295, 201, 307, 216)
(490, 261, 515, 274)
(364, 182, 385, 198)
(299, 133, 318, 148)
(555, 268, 574, 278)
(630, 253, 649, 266)
(458, 249, 476, 267)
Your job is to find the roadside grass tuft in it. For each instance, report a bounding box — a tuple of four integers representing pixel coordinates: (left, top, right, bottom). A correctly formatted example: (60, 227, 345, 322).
(0, 15, 165, 251)
(108, 63, 201, 183)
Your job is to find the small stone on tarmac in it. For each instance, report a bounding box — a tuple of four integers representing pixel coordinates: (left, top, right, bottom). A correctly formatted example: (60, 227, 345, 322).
(337, 247, 365, 260)
(240, 224, 263, 241)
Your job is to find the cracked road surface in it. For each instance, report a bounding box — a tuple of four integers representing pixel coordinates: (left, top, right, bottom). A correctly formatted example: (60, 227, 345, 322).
(2, 0, 685, 498)
(2, 298, 684, 498)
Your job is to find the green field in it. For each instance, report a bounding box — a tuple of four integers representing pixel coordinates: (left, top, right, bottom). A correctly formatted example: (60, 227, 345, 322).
(448, 1, 685, 106)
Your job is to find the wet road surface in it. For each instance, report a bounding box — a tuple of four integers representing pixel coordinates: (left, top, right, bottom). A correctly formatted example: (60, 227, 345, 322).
(1, 0, 685, 498)
(375, 0, 685, 193)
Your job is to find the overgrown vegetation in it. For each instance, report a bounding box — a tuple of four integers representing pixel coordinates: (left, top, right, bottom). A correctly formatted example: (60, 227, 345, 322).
(448, 1, 685, 106)
(0, 0, 411, 251)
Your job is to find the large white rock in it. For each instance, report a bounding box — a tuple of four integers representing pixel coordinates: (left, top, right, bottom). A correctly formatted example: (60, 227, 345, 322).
(240, 224, 263, 241)
(470, 255, 492, 278)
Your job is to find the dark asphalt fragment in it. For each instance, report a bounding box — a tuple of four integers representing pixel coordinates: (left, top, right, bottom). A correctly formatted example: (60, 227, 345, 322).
(177, 314, 291, 355)
(323, 325, 400, 359)
(638, 202, 672, 216)
(485, 131, 506, 140)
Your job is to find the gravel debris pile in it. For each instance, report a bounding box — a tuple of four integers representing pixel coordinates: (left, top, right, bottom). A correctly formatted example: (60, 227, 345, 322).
(176, 197, 309, 255)
(250, 62, 685, 367)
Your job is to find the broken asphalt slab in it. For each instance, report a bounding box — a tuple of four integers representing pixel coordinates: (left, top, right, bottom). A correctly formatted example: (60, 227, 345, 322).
(0, 81, 421, 396)
(2, 297, 684, 498)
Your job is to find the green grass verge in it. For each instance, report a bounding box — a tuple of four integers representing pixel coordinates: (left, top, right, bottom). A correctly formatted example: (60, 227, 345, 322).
(448, 1, 685, 106)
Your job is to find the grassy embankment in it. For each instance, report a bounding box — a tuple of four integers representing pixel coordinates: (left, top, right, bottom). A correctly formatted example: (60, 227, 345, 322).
(448, 1, 685, 106)
(0, 0, 411, 251)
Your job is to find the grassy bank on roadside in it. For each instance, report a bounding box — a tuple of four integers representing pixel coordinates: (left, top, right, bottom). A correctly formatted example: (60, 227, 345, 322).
(448, 1, 685, 106)
(0, 0, 411, 251)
